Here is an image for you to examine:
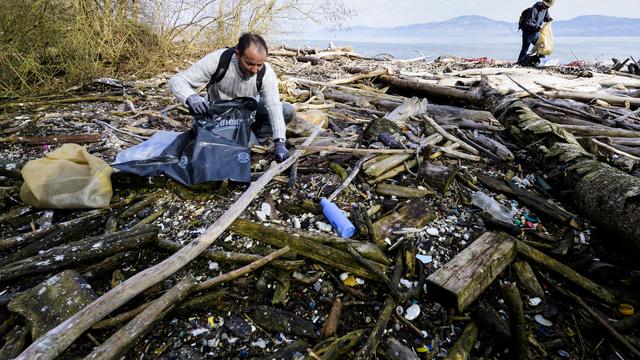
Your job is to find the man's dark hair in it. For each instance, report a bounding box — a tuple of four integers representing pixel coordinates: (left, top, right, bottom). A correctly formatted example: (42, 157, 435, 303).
(236, 33, 268, 56)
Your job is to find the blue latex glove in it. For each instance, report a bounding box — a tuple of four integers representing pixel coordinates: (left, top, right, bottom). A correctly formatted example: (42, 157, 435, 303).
(274, 140, 290, 162)
(186, 94, 209, 115)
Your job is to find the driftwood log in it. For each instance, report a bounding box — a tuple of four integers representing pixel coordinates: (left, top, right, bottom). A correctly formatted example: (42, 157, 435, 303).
(229, 219, 388, 280)
(14, 129, 320, 360)
(0, 225, 158, 282)
(494, 100, 640, 255)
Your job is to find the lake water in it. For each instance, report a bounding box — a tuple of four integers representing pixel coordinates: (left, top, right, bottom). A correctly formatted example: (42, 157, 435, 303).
(276, 36, 640, 64)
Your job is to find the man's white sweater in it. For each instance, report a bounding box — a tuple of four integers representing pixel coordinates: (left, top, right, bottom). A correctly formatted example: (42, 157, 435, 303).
(169, 48, 286, 140)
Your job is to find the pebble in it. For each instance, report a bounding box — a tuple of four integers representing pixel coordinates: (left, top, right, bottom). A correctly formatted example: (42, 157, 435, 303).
(529, 297, 543, 307)
(405, 304, 421, 321)
(252, 338, 267, 349)
(416, 254, 433, 264)
(534, 314, 553, 327)
(316, 221, 333, 232)
(426, 227, 439, 236)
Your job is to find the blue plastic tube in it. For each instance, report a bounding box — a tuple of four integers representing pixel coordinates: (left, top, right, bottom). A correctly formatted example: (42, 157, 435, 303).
(320, 198, 356, 238)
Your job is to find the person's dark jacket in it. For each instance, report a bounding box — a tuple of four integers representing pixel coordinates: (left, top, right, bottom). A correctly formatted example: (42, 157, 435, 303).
(522, 2, 551, 33)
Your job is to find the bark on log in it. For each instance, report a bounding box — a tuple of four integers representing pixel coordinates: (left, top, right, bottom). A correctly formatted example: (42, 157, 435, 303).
(14, 129, 320, 360)
(0, 225, 158, 282)
(426, 232, 516, 312)
(496, 101, 640, 255)
(229, 219, 388, 279)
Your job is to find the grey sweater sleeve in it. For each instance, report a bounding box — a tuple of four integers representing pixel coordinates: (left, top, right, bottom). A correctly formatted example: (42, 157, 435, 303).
(260, 64, 287, 140)
(168, 49, 225, 104)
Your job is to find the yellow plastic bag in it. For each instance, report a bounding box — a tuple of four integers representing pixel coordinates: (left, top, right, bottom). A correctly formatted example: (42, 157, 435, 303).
(535, 22, 554, 56)
(20, 144, 113, 209)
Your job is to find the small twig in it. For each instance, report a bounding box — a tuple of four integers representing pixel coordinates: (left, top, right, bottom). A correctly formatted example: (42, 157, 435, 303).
(328, 155, 372, 202)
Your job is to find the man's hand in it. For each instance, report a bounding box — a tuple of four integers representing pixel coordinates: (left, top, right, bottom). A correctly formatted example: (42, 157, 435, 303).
(186, 94, 209, 115)
(274, 140, 290, 162)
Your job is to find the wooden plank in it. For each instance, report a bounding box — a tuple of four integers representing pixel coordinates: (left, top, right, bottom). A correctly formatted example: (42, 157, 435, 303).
(427, 232, 516, 312)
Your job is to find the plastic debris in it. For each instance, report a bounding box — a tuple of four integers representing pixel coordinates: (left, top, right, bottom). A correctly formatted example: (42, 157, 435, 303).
(529, 297, 543, 307)
(534, 314, 553, 327)
(405, 304, 421, 320)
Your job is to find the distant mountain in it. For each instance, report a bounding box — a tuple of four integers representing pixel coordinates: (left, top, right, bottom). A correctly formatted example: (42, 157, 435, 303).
(307, 15, 640, 39)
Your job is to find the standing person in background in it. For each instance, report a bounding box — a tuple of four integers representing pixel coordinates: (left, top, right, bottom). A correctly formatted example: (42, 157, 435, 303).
(169, 33, 294, 162)
(517, 0, 554, 66)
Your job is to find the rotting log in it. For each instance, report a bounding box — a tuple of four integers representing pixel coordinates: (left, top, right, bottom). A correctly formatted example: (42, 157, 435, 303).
(372, 198, 436, 247)
(476, 174, 575, 224)
(0, 209, 108, 251)
(494, 100, 640, 255)
(472, 301, 510, 340)
(14, 129, 320, 360)
(347, 67, 480, 104)
(0, 225, 158, 282)
(229, 219, 387, 279)
(231, 219, 389, 265)
(516, 241, 616, 304)
(426, 232, 516, 312)
(417, 161, 456, 193)
(8, 270, 98, 339)
(0, 210, 109, 265)
(501, 282, 533, 360)
(444, 321, 478, 360)
(513, 261, 545, 298)
(252, 305, 317, 338)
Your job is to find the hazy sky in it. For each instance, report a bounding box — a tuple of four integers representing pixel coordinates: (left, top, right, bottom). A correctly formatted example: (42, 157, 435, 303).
(347, 0, 640, 27)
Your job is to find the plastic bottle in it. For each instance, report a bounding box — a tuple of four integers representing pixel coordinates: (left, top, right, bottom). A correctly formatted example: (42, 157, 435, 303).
(471, 191, 515, 224)
(320, 198, 356, 238)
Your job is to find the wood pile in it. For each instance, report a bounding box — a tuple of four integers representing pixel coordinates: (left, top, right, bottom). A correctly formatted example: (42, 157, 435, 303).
(1, 45, 640, 359)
